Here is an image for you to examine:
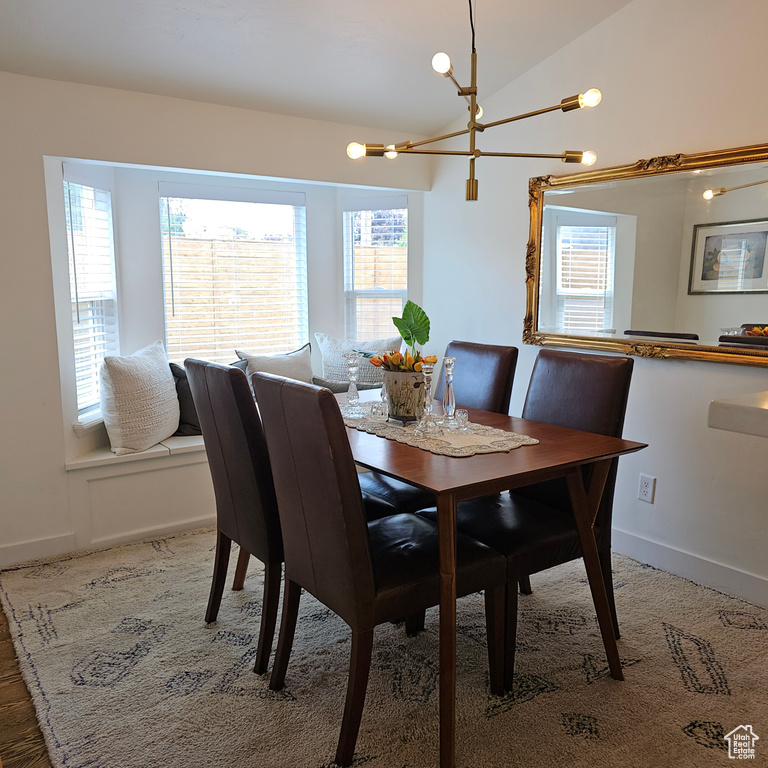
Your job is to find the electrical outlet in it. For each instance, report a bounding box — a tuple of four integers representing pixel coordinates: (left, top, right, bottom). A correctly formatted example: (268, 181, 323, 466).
(638, 474, 656, 504)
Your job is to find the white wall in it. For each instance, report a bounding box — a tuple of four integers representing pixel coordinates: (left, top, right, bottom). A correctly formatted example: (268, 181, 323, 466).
(675, 167, 768, 340)
(422, 0, 768, 606)
(0, 71, 430, 565)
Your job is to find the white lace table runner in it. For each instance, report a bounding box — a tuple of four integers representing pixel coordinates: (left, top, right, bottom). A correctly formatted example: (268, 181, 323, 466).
(342, 406, 539, 457)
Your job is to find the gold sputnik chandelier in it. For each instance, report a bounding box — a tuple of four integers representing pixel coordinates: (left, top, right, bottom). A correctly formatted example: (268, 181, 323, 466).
(346, 0, 601, 200)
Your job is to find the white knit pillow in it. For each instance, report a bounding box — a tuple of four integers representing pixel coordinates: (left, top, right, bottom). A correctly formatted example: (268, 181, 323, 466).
(314, 332, 402, 385)
(100, 341, 180, 455)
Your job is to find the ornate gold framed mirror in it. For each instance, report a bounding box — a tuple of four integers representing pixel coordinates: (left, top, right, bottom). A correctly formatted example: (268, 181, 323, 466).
(525, 142, 768, 367)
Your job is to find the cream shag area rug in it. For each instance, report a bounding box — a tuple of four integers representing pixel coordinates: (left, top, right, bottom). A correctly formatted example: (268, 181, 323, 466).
(1, 528, 766, 768)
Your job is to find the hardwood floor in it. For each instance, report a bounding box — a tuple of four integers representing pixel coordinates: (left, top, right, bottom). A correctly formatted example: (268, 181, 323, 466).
(0, 605, 50, 768)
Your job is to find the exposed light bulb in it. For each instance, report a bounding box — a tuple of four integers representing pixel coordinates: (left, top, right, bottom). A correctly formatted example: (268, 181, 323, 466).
(703, 189, 714, 200)
(581, 150, 597, 166)
(431, 52, 452, 75)
(346, 142, 366, 160)
(475, 104, 484, 119)
(385, 145, 398, 159)
(578, 89, 602, 108)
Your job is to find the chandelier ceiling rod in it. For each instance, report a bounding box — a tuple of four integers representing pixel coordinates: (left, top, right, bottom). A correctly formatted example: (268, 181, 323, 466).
(346, 0, 602, 200)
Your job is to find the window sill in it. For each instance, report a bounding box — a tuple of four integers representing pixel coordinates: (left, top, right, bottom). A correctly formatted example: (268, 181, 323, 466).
(72, 416, 105, 437)
(66, 435, 206, 471)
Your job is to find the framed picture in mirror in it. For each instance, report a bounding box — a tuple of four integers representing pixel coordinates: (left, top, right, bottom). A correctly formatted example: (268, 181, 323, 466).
(689, 218, 768, 294)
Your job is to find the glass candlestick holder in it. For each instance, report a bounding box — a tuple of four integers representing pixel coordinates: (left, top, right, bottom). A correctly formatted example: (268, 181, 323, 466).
(341, 352, 365, 418)
(414, 360, 442, 437)
(440, 356, 457, 428)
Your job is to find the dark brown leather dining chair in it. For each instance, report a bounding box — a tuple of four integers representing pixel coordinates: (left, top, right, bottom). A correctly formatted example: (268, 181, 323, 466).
(420, 349, 634, 690)
(185, 359, 284, 675)
(251, 372, 506, 767)
(624, 329, 699, 341)
(358, 340, 519, 518)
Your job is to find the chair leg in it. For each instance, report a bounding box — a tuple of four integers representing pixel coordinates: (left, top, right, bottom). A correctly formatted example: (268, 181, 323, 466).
(335, 628, 374, 768)
(484, 585, 505, 696)
(254, 561, 282, 675)
(269, 578, 302, 691)
(404, 611, 426, 636)
(503, 577, 519, 693)
(599, 548, 621, 640)
(205, 530, 232, 623)
(232, 547, 250, 591)
(518, 574, 532, 595)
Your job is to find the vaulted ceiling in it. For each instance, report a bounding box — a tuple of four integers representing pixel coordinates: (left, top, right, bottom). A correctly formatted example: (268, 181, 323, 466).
(0, 0, 633, 135)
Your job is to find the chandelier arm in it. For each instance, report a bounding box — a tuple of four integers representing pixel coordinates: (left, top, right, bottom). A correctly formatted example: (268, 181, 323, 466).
(480, 102, 565, 130)
(397, 149, 475, 156)
(446, 72, 464, 92)
(724, 178, 768, 194)
(476, 151, 573, 159)
(408, 128, 471, 149)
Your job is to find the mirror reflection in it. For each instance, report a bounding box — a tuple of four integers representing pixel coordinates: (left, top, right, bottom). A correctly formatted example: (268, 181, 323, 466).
(526, 143, 768, 366)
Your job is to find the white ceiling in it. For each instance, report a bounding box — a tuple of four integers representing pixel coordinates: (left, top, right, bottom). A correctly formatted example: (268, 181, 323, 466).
(0, 0, 633, 136)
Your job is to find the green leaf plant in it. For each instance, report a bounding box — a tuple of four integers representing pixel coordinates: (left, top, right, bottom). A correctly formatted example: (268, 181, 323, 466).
(392, 300, 430, 357)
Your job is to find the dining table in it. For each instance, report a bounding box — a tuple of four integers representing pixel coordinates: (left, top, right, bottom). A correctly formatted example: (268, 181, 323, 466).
(343, 394, 647, 768)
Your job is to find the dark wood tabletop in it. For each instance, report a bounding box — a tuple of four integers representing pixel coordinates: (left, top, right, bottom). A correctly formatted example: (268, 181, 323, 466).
(346, 406, 646, 497)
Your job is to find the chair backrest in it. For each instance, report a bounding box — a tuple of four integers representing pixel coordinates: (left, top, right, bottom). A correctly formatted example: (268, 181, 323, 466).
(185, 359, 283, 564)
(624, 329, 698, 341)
(519, 349, 634, 527)
(434, 341, 518, 414)
(251, 373, 376, 625)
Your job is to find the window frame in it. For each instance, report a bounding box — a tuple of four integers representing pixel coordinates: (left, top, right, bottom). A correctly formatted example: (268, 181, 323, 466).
(47, 159, 422, 461)
(342, 195, 408, 341)
(541, 205, 637, 336)
(158, 182, 309, 364)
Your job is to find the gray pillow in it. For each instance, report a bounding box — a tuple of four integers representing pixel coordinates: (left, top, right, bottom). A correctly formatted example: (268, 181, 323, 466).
(170, 363, 202, 436)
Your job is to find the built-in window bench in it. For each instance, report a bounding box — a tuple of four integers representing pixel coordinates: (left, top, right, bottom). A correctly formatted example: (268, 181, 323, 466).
(64, 435, 216, 554)
(62, 423, 370, 560)
(65, 435, 206, 470)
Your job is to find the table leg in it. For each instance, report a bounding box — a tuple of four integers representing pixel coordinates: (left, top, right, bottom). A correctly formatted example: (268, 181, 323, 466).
(436, 492, 457, 768)
(565, 466, 624, 681)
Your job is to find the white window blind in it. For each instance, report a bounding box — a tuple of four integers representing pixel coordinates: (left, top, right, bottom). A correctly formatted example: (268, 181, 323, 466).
(160, 193, 308, 363)
(556, 221, 616, 332)
(64, 180, 119, 418)
(343, 203, 408, 340)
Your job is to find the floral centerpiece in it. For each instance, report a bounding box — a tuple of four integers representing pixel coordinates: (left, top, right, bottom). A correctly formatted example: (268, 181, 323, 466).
(368, 301, 436, 423)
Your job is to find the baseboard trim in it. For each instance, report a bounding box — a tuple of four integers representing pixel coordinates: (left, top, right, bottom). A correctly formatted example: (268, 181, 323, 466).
(0, 533, 78, 569)
(90, 514, 217, 550)
(613, 528, 768, 609)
